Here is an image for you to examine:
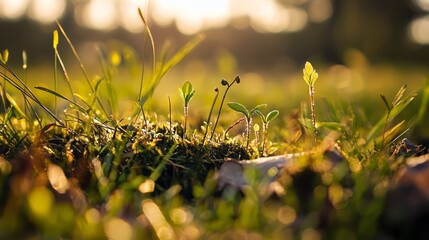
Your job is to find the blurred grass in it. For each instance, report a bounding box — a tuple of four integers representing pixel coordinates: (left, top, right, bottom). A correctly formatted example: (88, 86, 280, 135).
(1, 32, 429, 239)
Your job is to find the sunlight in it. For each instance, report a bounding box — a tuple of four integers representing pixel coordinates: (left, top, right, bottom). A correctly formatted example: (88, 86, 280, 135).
(1, 0, 327, 34)
(152, 0, 230, 35)
(119, 0, 149, 33)
(0, 0, 28, 20)
(415, 0, 429, 11)
(76, 0, 118, 31)
(28, 0, 66, 23)
(409, 15, 429, 44)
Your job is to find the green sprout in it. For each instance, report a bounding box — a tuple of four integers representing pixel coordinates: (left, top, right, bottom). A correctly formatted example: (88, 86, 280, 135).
(210, 75, 240, 141)
(178, 81, 195, 139)
(303, 61, 319, 141)
(227, 102, 266, 148)
(255, 109, 279, 156)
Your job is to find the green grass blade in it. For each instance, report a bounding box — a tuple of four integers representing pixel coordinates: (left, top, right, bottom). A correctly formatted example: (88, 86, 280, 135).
(5, 93, 26, 119)
(35, 86, 87, 113)
(366, 95, 415, 142)
(139, 34, 205, 106)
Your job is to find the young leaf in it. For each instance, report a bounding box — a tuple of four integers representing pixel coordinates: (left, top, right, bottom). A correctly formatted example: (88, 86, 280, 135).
(303, 61, 318, 86)
(179, 81, 195, 104)
(228, 102, 249, 117)
(254, 109, 265, 121)
(266, 110, 279, 122)
(250, 104, 267, 114)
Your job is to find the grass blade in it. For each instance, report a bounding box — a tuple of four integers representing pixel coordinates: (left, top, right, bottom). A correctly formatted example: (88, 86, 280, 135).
(35, 86, 87, 113)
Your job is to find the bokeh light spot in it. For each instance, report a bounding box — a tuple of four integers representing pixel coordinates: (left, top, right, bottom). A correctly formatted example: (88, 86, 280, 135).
(0, 0, 28, 20)
(28, 187, 54, 219)
(138, 179, 155, 193)
(277, 205, 297, 225)
(77, 0, 118, 31)
(415, 0, 429, 11)
(28, 0, 66, 23)
(104, 217, 133, 240)
(409, 15, 429, 44)
(308, 0, 333, 23)
(48, 164, 69, 194)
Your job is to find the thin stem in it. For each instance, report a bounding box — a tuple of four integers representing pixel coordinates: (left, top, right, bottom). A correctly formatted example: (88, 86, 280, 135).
(56, 20, 108, 117)
(54, 49, 58, 116)
(224, 117, 245, 140)
(168, 95, 172, 137)
(262, 122, 267, 156)
(137, 7, 155, 102)
(202, 88, 219, 144)
(211, 80, 237, 140)
(309, 85, 317, 141)
(245, 117, 252, 149)
(183, 104, 188, 139)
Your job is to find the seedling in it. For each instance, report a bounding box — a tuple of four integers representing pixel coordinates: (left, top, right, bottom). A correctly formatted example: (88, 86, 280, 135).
(179, 81, 195, 138)
(227, 102, 266, 148)
(303, 61, 319, 141)
(210, 75, 240, 140)
(255, 109, 279, 156)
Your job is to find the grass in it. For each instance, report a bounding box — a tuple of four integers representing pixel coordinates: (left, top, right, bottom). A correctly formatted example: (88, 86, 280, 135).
(1, 15, 429, 239)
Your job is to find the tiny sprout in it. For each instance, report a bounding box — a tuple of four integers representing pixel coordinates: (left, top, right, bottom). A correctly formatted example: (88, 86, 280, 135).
(210, 75, 241, 140)
(303, 61, 318, 142)
(228, 102, 266, 148)
(255, 109, 279, 156)
(303, 61, 318, 87)
(179, 81, 195, 139)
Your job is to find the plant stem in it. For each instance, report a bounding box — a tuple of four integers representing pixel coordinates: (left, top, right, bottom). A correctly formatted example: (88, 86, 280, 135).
(309, 85, 318, 141)
(262, 122, 267, 156)
(211, 81, 236, 140)
(245, 117, 252, 149)
(183, 104, 188, 139)
(54, 49, 58, 116)
(202, 88, 219, 144)
(224, 117, 245, 140)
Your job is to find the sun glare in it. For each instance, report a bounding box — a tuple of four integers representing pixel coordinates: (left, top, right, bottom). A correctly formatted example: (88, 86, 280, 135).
(0, 0, 332, 35)
(409, 15, 429, 44)
(77, 0, 118, 31)
(0, 0, 28, 20)
(28, 0, 66, 23)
